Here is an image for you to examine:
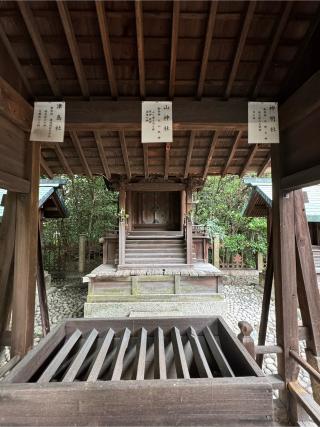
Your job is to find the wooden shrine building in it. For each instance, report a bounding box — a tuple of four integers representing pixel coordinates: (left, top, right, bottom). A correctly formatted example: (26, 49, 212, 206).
(1, 1, 320, 425)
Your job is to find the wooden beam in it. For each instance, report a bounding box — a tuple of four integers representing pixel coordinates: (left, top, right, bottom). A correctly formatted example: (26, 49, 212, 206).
(203, 131, 219, 179)
(64, 99, 248, 132)
(154, 327, 166, 379)
(279, 70, 320, 132)
(281, 165, 320, 192)
(169, 1, 180, 99)
(87, 328, 115, 381)
(17, 2, 60, 97)
(69, 131, 92, 178)
(11, 142, 41, 357)
(252, 2, 293, 98)
(288, 381, 320, 425)
(0, 22, 33, 96)
(127, 182, 185, 192)
(184, 130, 196, 178)
(294, 190, 320, 355)
(37, 229, 50, 337)
(0, 193, 17, 338)
(258, 154, 271, 177)
(118, 130, 131, 180)
(222, 131, 242, 176)
(40, 154, 53, 179)
(280, 7, 320, 99)
(271, 145, 299, 422)
(56, 1, 89, 97)
(164, 143, 171, 180)
(171, 327, 190, 379)
(94, 131, 111, 180)
(134, 1, 145, 98)
(95, 1, 118, 98)
(132, 328, 147, 380)
(54, 144, 73, 177)
(224, 1, 256, 99)
(256, 232, 273, 367)
(0, 76, 33, 131)
(143, 144, 149, 178)
(0, 171, 30, 193)
(197, 1, 218, 98)
(240, 144, 259, 178)
(187, 327, 213, 378)
(110, 328, 131, 381)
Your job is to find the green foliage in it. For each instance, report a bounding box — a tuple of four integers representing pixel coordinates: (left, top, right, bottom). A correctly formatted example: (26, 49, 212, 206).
(195, 176, 267, 267)
(42, 176, 118, 273)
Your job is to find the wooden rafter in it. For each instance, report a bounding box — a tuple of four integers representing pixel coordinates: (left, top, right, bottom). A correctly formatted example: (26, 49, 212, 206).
(69, 131, 92, 178)
(197, 1, 218, 99)
(40, 155, 53, 179)
(169, 1, 180, 99)
(56, 1, 89, 97)
(258, 155, 271, 177)
(135, 1, 145, 99)
(143, 144, 149, 178)
(94, 131, 111, 180)
(95, 1, 118, 99)
(17, 1, 60, 97)
(280, 6, 320, 99)
(222, 131, 242, 176)
(164, 143, 171, 180)
(184, 130, 196, 178)
(203, 131, 219, 179)
(118, 130, 131, 180)
(54, 144, 73, 176)
(224, 1, 256, 99)
(240, 144, 259, 178)
(0, 22, 33, 97)
(252, 2, 293, 98)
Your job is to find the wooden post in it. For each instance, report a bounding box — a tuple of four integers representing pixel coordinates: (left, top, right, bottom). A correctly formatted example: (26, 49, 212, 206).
(294, 189, 320, 404)
(127, 190, 133, 232)
(271, 145, 299, 423)
(118, 187, 126, 266)
(256, 232, 273, 368)
(0, 192, 17, 339)
(78, 234, 86, 274)
(257, 252, 264, 272)
(186, 187, 193, 265)
(238, 321, 255, 359)
(37, 228, 50, 337)
(213, 234, 220, 268)
(11, 142, 40, 357)
(180, 190, 186, 233)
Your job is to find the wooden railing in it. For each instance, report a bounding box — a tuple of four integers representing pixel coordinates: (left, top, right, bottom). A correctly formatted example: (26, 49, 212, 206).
(238, 321, 320, 424)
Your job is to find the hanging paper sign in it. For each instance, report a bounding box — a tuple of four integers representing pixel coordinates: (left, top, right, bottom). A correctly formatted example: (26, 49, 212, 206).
(30, 101, 65, 142)
(248, 102, 279, 144)
(141, 101, 173, 143)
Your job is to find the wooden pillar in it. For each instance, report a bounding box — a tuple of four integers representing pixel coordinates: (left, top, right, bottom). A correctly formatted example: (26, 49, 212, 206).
(127, 190, 133, 232)
(271, 145, 299, 423)
(186, 187, 193, 265)
(0, 192, 17, 339)
(213, 234, 220, 268)
(180, 190, 186, 233)
(257, 252, 264, 272)
(118, 186, 126, 266)
(78, 234, 86, 274)
(11, 142, 40, 357)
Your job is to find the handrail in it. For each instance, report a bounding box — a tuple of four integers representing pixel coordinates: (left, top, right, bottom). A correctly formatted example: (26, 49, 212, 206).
(289, 349, 320, 383)
(289, 381, 320, 425)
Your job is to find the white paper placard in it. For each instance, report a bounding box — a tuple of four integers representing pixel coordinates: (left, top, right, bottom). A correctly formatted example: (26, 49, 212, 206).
(248, 102, 279, 144)
(141, 101, 173, 143)
(30, 102, 65, 142)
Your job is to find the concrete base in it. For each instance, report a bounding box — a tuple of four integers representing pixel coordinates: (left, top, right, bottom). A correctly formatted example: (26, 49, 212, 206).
(84, 298, 227, 318)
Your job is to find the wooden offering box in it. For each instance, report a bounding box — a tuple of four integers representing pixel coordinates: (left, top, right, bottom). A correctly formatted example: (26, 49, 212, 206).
(1, 316, 272, 426)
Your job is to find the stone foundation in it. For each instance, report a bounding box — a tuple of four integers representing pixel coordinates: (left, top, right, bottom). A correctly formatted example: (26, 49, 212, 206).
(221, 268, 259, 286)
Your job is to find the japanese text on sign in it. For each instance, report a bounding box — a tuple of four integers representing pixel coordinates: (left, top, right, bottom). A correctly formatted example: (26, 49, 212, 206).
(248, 102, 279, 144)
(30, 102, 65, 142)
(141, 101, 173, 143)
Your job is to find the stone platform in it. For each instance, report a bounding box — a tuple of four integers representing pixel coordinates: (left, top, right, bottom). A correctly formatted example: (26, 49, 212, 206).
(83, 263, 225, 318)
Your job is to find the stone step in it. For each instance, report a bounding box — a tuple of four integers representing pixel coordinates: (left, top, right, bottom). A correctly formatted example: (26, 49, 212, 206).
(127, 235, 183, 240)
(125, 258, 186, 264)
(125, 252, 186, 258)
(126, 240, 185, 245)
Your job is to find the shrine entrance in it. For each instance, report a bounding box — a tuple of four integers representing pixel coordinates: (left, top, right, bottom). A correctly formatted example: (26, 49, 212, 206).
(131, 191, 180, 231)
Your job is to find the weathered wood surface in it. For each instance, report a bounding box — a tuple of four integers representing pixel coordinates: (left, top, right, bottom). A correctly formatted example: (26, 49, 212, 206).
(37, 230, 50, 337)
(0, 377, 273, 426)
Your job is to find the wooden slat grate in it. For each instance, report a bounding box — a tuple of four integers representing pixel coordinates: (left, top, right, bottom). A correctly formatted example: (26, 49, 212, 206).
(24, 320, 262, 383)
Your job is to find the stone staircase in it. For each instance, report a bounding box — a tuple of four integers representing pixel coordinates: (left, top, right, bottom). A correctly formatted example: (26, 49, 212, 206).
(125, 230, 187, 266)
